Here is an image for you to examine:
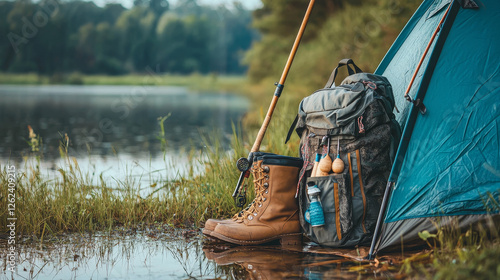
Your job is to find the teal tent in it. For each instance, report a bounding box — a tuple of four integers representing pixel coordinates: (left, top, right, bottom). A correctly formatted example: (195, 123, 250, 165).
(369, 0, 500, 256)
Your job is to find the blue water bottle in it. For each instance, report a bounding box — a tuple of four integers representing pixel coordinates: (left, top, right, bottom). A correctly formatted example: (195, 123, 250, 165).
(305, 184, 325, 227)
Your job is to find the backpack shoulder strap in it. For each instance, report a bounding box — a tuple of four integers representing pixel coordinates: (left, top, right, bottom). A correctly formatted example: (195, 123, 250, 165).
(285, 114, 299, 144)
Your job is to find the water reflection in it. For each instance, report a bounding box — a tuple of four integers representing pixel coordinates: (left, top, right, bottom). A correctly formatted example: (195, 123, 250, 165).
(204, 245, 305, 279)
(0, 232, 398, 280)
(202, 241, 396, 279)
(1, 231, 226, 279)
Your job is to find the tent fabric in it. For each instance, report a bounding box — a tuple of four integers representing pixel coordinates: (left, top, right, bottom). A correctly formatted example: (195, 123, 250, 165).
(375, 0, 452, 125)
(373, 0, 500, 251)
(375, 215, 500, 251)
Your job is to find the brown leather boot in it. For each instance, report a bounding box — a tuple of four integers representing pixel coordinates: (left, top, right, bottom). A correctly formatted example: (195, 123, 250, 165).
(211, 154, 303, 245)
(202, 152, 273, 236)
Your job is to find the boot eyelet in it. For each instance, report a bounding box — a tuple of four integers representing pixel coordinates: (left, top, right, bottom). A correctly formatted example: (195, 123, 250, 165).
(264, 175, 269, 179)
(258, 203, 262, 207)
(265, 190, 268, 194)
(263, 182, 269, 188)
(263, 166, 270, 173)
(253, 213, 257, 216)
(248, 215, 253, 220)
(263, 197, 267, 202)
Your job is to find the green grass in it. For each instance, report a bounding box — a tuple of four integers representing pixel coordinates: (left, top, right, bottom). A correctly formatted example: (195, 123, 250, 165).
(0, 72, 46, 85)
(0, 79, 302, 237)
(398, 218, 500, 279)
(0, 132, 239, 236)
(0, 72, 247, 92)
(0, 67, 305, 237)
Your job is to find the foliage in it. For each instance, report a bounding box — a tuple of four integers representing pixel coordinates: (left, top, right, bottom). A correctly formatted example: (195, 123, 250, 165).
(247, 0, 420, 89)
(0, 0, 256, 75)
(400, 218, 500, 279)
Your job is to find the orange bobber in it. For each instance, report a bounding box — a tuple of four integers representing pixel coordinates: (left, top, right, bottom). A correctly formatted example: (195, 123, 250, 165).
(318, 154, 332, 176)
(332, 155, 345, 173)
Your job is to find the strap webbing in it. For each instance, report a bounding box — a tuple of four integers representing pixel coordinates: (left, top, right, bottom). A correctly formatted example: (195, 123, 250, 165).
(285, 115, 299, 144)
(356, 149, 367, 233)
(347, 152, 354, 197)
(325, 58, 363, 88)
(334, 182, 342, 240)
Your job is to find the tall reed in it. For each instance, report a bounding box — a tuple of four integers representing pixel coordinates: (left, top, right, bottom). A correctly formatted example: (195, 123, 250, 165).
(0, 97, 302, 236)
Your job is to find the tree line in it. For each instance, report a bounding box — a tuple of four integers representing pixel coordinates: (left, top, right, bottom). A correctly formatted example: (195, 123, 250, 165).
(0, 0, 256, 75)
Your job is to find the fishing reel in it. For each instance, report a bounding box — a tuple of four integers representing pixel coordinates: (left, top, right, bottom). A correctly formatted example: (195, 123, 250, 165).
(236, 157, 250, 172)
(234, 157, 251, 208)
(234, 186, 247, 208)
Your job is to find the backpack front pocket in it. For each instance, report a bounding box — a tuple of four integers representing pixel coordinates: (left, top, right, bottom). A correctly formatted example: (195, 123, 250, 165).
(303, 173, 353, 246)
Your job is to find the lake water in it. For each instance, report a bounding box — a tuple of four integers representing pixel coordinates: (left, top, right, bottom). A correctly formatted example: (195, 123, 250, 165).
(1, 231, 395, 280)
(0, 85, 248, 182)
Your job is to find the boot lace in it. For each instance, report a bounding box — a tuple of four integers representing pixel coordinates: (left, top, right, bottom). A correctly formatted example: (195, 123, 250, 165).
(234, 163, 268, 221)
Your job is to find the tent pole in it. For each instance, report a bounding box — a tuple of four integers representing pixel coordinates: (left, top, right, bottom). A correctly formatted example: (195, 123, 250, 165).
(404, 4, 451, 100)
(367, 181, 393, 260)
(367, 1, 461, 260)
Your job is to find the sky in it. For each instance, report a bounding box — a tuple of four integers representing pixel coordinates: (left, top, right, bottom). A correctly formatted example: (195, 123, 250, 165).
(93, 0, 263, 10)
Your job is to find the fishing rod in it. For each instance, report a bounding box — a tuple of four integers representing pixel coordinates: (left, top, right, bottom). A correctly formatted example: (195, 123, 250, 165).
(232, 0, 316, 206)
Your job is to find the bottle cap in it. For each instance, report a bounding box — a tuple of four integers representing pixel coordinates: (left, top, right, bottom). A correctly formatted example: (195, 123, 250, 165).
(307, 185, 321, 195)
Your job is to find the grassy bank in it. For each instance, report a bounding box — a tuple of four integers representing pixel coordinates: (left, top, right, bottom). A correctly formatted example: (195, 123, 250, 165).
(0, 70, 302, 237)
(400, 220, 500, 279)
(1, 77, 499, 279)
(0, 89, 299, 236)
(0, 72, 247, 92)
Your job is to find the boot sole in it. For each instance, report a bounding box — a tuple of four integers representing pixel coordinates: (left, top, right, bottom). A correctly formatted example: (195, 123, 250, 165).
(201, 228, 213, 236)
(210, 231, 302, 246)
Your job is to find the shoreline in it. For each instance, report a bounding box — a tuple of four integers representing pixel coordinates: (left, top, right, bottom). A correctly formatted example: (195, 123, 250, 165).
(0, 72, 248, 93)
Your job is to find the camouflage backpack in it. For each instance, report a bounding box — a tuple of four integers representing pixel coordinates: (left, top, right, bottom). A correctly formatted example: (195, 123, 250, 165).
(286, 59, 401, 247)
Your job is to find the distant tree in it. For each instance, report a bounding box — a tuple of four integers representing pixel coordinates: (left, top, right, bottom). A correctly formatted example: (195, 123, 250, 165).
(0, 0, 256, 76)
(0, 1, 15, 70)
(6, 0, 38, 72)
(60, 1, 103, 35)
(74, 23, 97, 73)
(101, 3, 126, 24)
(115, 7, 157, 70)
(246, 0, 356, 81)
(149, 0, 169, 15)
(173, 0, 201, 16)
(156, 13, 188, 73)
(214, 3, 255, 74)
(134, 0, 169, 15)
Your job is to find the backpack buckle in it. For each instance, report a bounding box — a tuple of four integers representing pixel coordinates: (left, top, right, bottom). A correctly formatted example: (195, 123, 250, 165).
(404, 94, 427, 115)
(357, 116, 365, 134)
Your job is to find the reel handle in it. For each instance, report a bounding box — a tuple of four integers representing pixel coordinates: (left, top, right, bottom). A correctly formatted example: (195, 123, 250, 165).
(232, 154, 253, 198)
